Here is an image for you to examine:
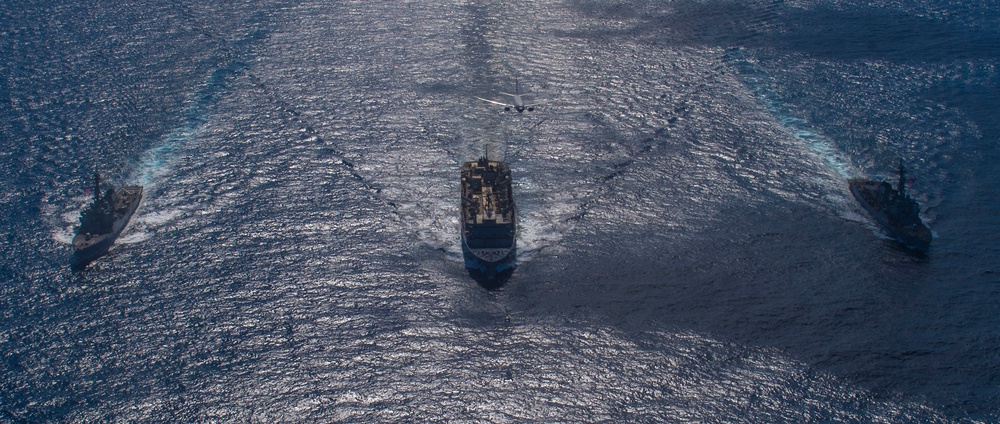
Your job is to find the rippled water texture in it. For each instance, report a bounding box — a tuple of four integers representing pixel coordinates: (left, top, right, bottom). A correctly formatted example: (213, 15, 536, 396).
(2, 0, 999, 421)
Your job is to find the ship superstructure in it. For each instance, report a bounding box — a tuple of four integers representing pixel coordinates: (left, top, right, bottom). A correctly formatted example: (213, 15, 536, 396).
(848, 161, 931, 252)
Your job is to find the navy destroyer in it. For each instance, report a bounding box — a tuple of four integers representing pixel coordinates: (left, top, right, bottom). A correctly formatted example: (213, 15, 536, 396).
(73, 173, 143, 264)
(461, 155, 517, 280)
(849, 160, 931, 252)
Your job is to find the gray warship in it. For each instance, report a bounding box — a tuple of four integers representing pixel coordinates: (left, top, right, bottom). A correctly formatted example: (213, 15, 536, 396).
(461, 155, 517, 280)
(848, 160, 931, 252)
(73, 173, 143, 265)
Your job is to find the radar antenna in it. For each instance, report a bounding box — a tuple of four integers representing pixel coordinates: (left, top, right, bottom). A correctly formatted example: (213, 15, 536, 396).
(93, 172, 101, 203)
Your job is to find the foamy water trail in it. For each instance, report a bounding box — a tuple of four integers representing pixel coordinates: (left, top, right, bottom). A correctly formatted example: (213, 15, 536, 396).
(725, 49, 857, 181)
(779, 117, 854, 180)
(131, 50, 251, 188)
(116, 56, 252, 246)
(514, 174, 575, 262)
(400, 197, 464, 262)
(48, 98, 209, 247)
(517, 219, 565, 262)
(132, 119, 204, 188)
(115, 208, 184, 245)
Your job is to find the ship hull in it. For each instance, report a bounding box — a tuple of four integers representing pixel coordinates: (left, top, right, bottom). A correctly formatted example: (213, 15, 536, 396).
(460, 234, 516, 278)
(849, 180, 931, 252)
(73, 186, 143, 265)
(73, 234, 116, 264)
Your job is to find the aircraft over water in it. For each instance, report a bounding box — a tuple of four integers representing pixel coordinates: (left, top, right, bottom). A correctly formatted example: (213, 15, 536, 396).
(475, 80, 541, 113)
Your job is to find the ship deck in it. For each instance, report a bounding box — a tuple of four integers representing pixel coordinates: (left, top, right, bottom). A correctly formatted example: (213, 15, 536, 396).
(461, 159, 515, 227)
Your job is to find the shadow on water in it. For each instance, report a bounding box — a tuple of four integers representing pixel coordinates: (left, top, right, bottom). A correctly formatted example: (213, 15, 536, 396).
(468, 268, 515, 291)
(69, 252, 104, 273)
(70, 260, 91, 273)
(461, 2, 502, 95)
(888, 241, 931, 261)
(515, 193, 994, 418)
(70, 259, 97, 275)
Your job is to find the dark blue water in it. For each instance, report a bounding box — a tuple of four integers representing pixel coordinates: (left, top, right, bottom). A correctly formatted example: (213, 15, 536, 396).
(2, 0, 999, 421)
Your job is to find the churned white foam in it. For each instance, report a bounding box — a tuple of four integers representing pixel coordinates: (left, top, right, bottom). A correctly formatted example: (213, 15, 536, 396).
(48, 194, 92, 245)
(397, 197, 464, 261)
(782, 120, 855, 180)
(515, 195, 576, 262)
(873, 230, 895, 241)
(133, 121, 203, 187)
(116, 230, 150, 244)
(838, 209, 870, 225)
(517, 221, 564, 262)
(52, 226, 75, 245)
(136, 208, 184, 228)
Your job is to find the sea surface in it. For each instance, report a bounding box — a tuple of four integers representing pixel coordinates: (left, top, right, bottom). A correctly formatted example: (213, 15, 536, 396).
(2, 0, 999, 421)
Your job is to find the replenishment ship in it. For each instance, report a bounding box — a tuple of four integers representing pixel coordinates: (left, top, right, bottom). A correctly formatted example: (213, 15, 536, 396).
(73, 173, 143, 265)
(848, 160, 931, 252)
(461, 155, 517, 279)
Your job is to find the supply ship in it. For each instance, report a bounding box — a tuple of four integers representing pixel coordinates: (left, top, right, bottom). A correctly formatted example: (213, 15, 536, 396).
(73, 173, 143, 265)
(848, 160, 931, 252)
(461, 156, 517, 280)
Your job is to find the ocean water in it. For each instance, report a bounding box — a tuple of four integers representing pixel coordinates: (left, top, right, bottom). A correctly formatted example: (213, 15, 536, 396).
(2, 0, 999, 421)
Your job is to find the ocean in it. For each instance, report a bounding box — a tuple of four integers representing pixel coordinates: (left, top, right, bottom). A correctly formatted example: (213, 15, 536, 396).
(2, 0, 998, 421)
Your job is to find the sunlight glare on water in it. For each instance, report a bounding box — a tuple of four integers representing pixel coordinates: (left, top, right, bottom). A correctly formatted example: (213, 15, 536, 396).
(2, 0, 998, 422)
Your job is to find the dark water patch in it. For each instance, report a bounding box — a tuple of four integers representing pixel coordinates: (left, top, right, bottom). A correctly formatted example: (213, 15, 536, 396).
(926, 78, 1000, 141)
(601, 159, 635, 182)
(564, 1, 1000, 63)
(777, 7, 1000, 62)
(515, 197, 968, 412)
(469, 268, 515, 291)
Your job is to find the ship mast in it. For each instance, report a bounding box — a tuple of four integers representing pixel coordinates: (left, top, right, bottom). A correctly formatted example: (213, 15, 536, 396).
(93, 172, 101, 203)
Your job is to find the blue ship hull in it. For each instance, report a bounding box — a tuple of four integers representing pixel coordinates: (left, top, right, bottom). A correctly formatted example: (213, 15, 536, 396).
(461, 235, 516, 279)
